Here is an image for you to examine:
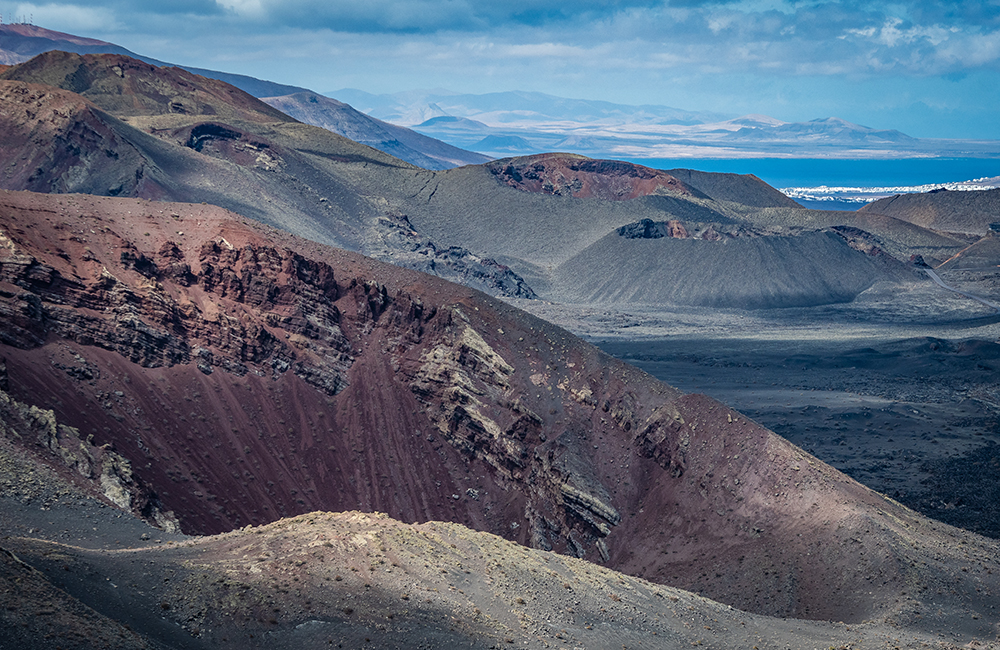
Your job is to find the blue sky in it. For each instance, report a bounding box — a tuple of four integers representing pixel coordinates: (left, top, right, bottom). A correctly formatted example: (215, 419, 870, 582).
(7, 0, 1000, 138)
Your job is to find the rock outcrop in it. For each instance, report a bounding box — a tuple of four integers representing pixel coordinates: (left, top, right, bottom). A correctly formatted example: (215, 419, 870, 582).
(486, 153, 705, 200)
(4, 190, 1000, 629)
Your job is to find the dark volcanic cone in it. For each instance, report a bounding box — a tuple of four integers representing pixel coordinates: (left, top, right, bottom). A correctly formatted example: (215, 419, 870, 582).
(860, 187, 1000, 236)
(662, 167, 802, 208)
(2, 190, 1000, 631)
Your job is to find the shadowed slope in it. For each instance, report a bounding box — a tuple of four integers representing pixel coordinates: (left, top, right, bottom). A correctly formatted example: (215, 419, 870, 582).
(0, 78, 385, 251)
(2, 190, 1000, 632)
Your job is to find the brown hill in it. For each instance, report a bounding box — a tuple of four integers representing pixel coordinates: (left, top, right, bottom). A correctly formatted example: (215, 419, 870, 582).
(0, 50, 294, 123)
(0, 23, 310, 98)
(2, 190, 1000, 635)
(0, 79, 165, 197)
(0, 24, 132, 65)
(859, 187, 1000, 235)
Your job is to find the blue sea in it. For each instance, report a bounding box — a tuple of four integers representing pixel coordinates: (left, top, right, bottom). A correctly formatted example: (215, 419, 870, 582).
(624, 157, 1000, 210)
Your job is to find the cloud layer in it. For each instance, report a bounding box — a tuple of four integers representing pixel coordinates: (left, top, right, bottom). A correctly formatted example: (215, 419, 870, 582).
(7, 0, 1000, 137)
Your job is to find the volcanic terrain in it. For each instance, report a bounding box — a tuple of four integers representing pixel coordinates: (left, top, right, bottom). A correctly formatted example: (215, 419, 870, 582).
(0, 24, 490, 170)
(1, 189, 1000, 650)
(0, 51, 976, 313)
(2, 45, 1000, 650)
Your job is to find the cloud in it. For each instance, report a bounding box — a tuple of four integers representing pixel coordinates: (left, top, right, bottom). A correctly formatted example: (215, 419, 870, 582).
(215, 0, 265, 19)
(199, 0, 669, 33)
(11, 0, 999, 138)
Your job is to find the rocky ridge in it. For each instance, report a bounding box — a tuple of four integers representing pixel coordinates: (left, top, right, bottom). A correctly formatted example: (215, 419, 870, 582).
(486, 153, 703, 201)
(2, 190, 1000, 636)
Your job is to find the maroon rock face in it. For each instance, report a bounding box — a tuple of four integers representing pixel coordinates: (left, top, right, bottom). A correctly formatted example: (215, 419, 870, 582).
(2, 189, 999, 628)
(486, 153, 705, 200)
(0, 80, 166, 197)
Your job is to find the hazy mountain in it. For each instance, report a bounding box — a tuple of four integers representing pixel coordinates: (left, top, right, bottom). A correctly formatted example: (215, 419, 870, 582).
(332, 86, 999, 160)
(262, 91, 489, 169)
(329, 87, 726, 126)
(726, 116, 918, 145)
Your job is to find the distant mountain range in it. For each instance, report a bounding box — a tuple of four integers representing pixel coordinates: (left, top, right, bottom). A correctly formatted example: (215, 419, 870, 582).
(330, 87, 728, 127)
(331, 87, 1000, 160)
(3, 23, 996, 164)
(262, 92, 489, 169)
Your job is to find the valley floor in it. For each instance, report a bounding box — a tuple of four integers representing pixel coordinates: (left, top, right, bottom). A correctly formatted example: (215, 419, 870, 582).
(509, 270, 1000, 539)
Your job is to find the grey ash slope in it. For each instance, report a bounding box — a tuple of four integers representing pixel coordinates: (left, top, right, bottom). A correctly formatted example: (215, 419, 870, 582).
(383, 162, 964, 308)
(860, 187, 1000, 235)
(552, 229, 888, 309)
(0, 51, 974, 311)
(660, 168, 801, 208)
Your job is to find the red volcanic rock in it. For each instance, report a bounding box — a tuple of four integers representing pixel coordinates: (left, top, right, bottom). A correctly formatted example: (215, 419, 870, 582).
(0, 51, 295, 123)
(486, 153, 706, 200)
(2, 190, 999, 627)
(0, 79, 180, 198)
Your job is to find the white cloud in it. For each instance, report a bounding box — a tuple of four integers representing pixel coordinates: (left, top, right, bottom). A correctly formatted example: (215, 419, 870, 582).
(215, 0, 265, 19)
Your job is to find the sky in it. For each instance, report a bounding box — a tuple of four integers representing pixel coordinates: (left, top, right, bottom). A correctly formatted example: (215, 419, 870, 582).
(5, 0, 1000, 139)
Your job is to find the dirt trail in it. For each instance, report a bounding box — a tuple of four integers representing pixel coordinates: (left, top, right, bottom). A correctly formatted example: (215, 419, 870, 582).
(926, 268, 1000, 312)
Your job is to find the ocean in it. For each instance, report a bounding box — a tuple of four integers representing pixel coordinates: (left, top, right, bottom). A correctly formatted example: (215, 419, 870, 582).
(624, 157, 1000, 210)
